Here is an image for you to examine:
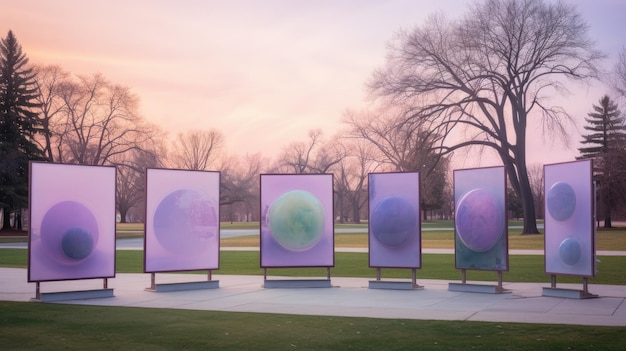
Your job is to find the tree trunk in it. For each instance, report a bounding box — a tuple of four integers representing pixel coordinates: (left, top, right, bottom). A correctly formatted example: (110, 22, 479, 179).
(337, 194, 345, 224)
(604, 215, 612, 228)
(1, 207, 11, 231)
(352, 201, 360, 224)
(119, 208, 128, 223)
(517, 163, 540, 234)
(601, 185, 613, 228)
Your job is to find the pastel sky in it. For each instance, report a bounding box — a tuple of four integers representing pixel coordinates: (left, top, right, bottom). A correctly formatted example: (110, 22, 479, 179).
(2, 0, 625, 167)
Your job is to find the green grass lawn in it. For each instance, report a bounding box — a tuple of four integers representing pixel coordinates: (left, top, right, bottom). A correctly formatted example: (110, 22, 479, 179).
(225, 229, 626, 251)
(2, 301, 624, 351)
(2, 249, 625, 285)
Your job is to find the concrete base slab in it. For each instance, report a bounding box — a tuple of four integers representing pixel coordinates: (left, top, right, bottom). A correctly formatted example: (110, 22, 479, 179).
(448, 282, 510, 294)
(146, 280, 220, 292)
(368, 280, 423, 290)
(542, 287, 598, 299)
(32, 288, 114, 302)
(264, 279, 332, 288)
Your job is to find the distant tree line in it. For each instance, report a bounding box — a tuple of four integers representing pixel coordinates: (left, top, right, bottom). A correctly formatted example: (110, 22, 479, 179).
(2, 0, 626, 231)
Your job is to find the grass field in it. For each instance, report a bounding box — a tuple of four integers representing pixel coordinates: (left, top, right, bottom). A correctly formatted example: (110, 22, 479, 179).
(2, 301, 625, 351)
(2, 249, 625, 284)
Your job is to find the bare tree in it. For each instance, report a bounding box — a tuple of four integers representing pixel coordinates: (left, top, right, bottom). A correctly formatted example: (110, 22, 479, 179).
(334, 139, 382, 223)
(275, 129, 346, 174)
(35, 72, 158, 166)
(344, 109, 446, 170)
(527, 163, 544, 220)
(344, 108, 449, 219)
(369, 0, 602, 234)
(616, 47, 626, 99)
(218, 153, 265, 222)
(170, 129, 224, 171)
(32, 65, 68, 161)
(115, 146, 165, 223)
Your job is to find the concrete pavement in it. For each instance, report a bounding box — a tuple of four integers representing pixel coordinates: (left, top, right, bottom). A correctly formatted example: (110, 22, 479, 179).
(2, 267, 626, 327)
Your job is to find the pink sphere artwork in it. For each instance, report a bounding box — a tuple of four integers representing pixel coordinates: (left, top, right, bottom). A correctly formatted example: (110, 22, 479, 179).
(455, 188, 505, 252)
(40, 201, 99, 264)
(153, 189, 218, 255)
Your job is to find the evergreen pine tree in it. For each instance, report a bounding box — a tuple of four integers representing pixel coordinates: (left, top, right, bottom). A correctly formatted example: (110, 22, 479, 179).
(578, 95, 626, 228)
(0, 30, 45, 231)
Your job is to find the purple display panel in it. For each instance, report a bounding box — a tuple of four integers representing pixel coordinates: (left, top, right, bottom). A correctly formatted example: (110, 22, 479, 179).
(28, 162, 116, 282)
(260, 174, 334, 268)
(368, 172, 421, 268)
(144, 168, 220, 273)
(544, 160, 594, 277)
(454, 166, 508, 271)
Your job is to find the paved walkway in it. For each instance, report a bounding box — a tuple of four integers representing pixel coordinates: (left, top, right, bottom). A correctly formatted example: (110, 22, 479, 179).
(2, 267, 626, 327)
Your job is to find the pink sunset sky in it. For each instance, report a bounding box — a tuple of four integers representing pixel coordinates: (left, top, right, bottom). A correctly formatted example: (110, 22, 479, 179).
(2, 0, 625, 168)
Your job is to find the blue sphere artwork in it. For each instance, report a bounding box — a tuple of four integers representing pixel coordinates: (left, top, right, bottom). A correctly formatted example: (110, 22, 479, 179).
(371, 196, 417, 247)
(153, 189, 218, 255)
(455, 188, 504, 252)
(41, 201, 99, 264)
(547, 182, 576, 221)
(269, 190, 325, 251)
(559, 237, 582, 266)
(61, 227, 94, 260)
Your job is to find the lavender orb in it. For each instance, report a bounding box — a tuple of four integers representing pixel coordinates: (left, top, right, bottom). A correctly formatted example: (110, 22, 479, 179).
(269, 190, 325, 251)
(547, 182, 576, 221)
(371, 196, 417, 247)
(455, 188, 504, 252)
(559, 237, 582, 266)
(153, 189, 218, 255)
(41, 201, 99, 263)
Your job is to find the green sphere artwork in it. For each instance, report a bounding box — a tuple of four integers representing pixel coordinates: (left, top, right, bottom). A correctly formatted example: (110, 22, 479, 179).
(269, 190, 325, 251)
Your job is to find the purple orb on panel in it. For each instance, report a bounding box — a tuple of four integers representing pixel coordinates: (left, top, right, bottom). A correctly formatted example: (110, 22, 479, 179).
(559, 237, 582, 266)
(61, 227, 94, 260)
(269, 190, 325, 251)
(455, 188, 504, 252)
(153, 189, 218, 255)
(41, 201, 99, 264)
(547, 182, 576, 221)
(371, 196, 417, 247)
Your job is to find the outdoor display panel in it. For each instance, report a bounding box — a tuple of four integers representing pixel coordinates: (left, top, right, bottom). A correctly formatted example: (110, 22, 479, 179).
(28, 162, 116, 282)
(368, 172, 421, 268)
(260, 173, 334, 268)
(454, 166, 508, 271)
(144, 168, 220, 273)
(544, 160, 594, 277)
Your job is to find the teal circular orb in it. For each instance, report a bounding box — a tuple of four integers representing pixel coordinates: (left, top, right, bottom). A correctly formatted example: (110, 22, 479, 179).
(547, 182, 576, 221)
(269, 190, 325, 251)
(559, 237, 582, 266)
